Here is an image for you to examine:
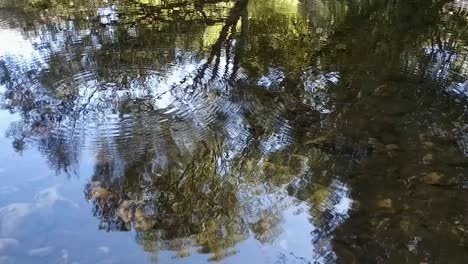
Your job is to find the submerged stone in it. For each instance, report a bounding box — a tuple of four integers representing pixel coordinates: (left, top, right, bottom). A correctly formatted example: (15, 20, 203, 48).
(377, 199, 393, 209)
(374, 84, 398, 97)
(422, 153, 433, 164)
(423, 172, 443, 185)
(385, 144, 399, 151)
(422, 141, 434, 148)
(306, 136, 329, 145)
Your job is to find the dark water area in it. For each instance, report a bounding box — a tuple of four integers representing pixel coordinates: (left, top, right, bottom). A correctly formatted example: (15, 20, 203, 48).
(0, 0, 467, 263)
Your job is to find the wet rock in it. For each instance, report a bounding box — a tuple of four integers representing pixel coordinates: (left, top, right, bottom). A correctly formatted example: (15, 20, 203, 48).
(28, 246, 54, 257)
(0, 238, 18, 251)
(423, 172, 443, 185)
(377, 199, 393, 209)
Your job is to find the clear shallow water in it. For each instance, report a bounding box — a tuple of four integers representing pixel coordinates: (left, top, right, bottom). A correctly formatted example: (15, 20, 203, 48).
(0, 0, 467, 263)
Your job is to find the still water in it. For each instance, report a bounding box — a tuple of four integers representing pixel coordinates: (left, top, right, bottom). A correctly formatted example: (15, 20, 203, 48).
(0, 0, 467, 263)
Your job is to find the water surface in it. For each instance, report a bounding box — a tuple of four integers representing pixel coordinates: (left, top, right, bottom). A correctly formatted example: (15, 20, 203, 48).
(0, 0, 467, 263)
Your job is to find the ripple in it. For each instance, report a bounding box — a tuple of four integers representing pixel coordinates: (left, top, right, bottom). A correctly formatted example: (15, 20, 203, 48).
(0, 7, 255, 171)
(26, 62, 248, 167)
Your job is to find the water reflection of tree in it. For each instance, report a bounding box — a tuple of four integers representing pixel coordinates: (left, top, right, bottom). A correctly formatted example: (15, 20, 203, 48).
(0, 0, 247, 169)
(1, 0, 348, 261)
(85, 132, 353, 261)
(87, 139, 247, 261)
(1, 0, 468, 263)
